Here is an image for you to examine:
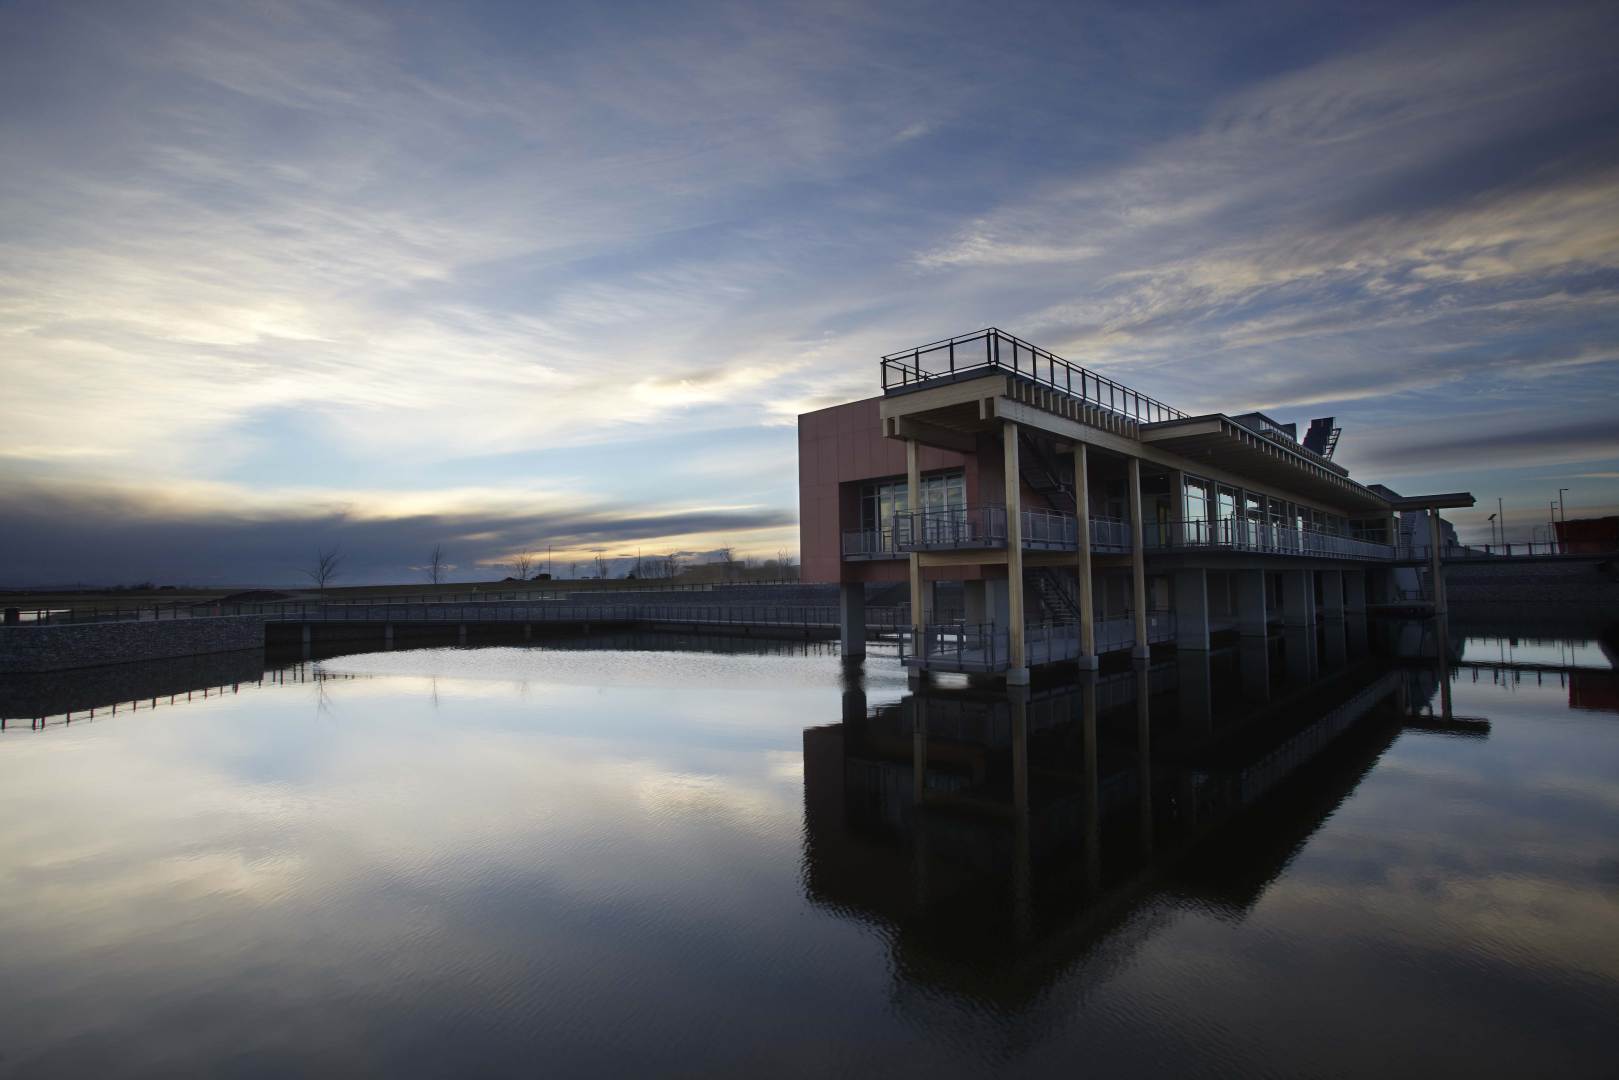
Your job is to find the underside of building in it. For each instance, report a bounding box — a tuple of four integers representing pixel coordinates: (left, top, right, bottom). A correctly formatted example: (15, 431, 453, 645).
(799, 328, 1473, 684)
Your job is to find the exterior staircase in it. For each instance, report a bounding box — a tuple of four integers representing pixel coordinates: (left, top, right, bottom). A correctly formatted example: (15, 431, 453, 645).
(1030, 568, 1082, 622)
(1018, 430, 1077, 514)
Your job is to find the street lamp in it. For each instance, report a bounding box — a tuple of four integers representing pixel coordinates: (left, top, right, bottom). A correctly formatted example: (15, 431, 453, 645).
(1558, 488, 1569, 523)
(1487, 512, 1497, 549)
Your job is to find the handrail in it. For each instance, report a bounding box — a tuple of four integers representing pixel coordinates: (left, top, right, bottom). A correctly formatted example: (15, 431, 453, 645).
(880, 327, 1186, 425)
(1144, 518, 1395, 560)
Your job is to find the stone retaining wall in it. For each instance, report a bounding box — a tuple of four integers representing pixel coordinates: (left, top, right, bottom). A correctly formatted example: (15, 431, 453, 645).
(0, 616, 266, 673)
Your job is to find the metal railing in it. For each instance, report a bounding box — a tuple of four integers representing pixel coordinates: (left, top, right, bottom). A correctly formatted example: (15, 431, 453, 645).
(840, 529, 901, 558)
(894, 505, 1008, 550)
(1396, 540, 1612, 560)
(880, 328, 1186, 425)
(844, 511, 1135, 559)
(1143, 518, 1395, 560)
(891, 505, 1086, 552)
(897, 613, 1177, 671)
(1089, 515, 1133, 552)
(6, 598, 915, 632)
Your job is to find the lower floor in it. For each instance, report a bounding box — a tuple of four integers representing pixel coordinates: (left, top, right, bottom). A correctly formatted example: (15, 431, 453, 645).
(840, 562, 1394, 682)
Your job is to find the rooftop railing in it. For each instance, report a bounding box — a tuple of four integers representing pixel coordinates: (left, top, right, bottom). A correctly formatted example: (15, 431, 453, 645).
(880, 327, 1187, 425)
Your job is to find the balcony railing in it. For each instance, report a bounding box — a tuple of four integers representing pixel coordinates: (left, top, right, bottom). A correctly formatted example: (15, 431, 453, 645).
(898, 614, 1177, 672)
(1144, 518, 1395, 560)
(840, 529, 901, 559)
(880, 328, 1187, 425)
(1089, 515, 1132, 553)
(893, 505, 1084, 552)
(843, 511, 1136, 558)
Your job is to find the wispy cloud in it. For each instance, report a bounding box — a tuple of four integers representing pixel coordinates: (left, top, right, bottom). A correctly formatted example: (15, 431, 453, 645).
(1, 0, 1616, 579)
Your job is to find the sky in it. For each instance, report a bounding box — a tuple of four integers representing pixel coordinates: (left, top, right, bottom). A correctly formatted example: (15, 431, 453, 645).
(2, 0, 1617, 586)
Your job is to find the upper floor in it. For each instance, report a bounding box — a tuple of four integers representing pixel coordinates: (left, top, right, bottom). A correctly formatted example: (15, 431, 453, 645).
(801, 329, 1465, 582)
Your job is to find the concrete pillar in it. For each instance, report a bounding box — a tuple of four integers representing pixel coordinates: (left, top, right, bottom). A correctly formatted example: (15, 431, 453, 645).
(1174, 568, 1209, 650)
(1320, 569, 1344, 619)
(1344, 570, 1367, 614)
(384, 624, 394, 649)
(1073, 442, 1097, 669)
(524, 623, 533, 640)
(1427, 511, 1448, 614)
(1236, 568, 1267, 637)
(458, 623, 468, 645)
(1127, 456, 1150, 659)
(838, 581, 866, 658)
(1282, 569, 1314, 627)
(1003, 421, 1028, 683)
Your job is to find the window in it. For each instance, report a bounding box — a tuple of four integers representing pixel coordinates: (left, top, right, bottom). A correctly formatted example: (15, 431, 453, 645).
(860, 472, 964, 539)
(1217, 486, 1239, 544)
(1183, 475, 1211, 544)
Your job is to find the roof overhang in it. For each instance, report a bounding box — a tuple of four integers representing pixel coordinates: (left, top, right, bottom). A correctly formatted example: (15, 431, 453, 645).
(1139, 414, 1392, 513)
(1382, 493, 1476, 511)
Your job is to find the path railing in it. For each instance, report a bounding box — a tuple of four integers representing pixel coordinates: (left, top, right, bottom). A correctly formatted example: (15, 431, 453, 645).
(5, 599, 914, 632)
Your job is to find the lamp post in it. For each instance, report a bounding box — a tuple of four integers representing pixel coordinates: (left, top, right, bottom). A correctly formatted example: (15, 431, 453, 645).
(1488, 513, 1497, 549)
(1558, 488, 1568, 523)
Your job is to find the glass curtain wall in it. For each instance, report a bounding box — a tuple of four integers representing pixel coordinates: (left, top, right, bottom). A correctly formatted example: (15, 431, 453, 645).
(861, 472, 966, 544)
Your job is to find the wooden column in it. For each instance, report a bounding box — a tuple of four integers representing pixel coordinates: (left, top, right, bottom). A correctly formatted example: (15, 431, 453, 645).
(1004, 421, 1027, 682)
(907, 439, 926, 641)
(1127, 456, 1150, 659)
(1073, 442, 1097, 669)
(1428, 510, 1448, 615)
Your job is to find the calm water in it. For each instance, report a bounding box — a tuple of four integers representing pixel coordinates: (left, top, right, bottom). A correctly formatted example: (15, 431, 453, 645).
(1, 625, 1616, 1077)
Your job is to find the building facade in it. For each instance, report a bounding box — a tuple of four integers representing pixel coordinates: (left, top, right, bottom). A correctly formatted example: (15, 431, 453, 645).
(799, 328, 1470, 683)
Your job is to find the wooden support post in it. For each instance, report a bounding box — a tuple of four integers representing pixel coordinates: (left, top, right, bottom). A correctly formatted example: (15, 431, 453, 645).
(1004, 421, 1027, 683)
(907, 438, 926, 650)
(1127, 456, 1149, 659)
(1073, 442, 1096, 669)
(1428, 511, 1448, 615)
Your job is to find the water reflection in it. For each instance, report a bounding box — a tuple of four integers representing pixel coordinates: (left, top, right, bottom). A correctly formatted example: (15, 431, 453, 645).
(0, 621, 1615, 1075)
(805, 641, 1418, 1013)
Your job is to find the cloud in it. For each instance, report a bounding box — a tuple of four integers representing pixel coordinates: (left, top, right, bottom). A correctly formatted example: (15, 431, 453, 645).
(1, 0, 1617, 580)
(0, 476, 796, 586)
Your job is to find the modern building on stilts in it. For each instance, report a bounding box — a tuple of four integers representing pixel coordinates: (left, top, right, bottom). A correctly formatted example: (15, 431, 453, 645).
(798, 328, 1473, 683)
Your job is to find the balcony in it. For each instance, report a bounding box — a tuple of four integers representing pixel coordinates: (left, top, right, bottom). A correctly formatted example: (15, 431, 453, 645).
(841, 508, 1135, 559)
(898, 614, 1177, 673)
(1144, 519, 1395, 561)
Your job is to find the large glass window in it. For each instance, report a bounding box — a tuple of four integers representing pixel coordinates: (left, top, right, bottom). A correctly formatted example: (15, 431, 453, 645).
(1217, 485, 1239, 544)
(860, 472, 964, 538)
(1182, 475, 1211, 543)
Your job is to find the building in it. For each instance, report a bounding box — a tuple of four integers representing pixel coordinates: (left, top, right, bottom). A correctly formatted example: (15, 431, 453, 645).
(798, 328, 1472, 683)
(1554, 515, 1619, 555)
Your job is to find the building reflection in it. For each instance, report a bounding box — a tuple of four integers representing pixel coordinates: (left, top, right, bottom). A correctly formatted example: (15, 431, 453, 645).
(803, 628, 1457, 1015)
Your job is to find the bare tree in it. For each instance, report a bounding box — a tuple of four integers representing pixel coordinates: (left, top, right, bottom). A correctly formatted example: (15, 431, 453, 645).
(570, 560, 582, 580)
(511, 551, 535, 581)
(593, 550, 610, 579)
(304, 546, 343, 595)
(428, 543, 447, 586)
